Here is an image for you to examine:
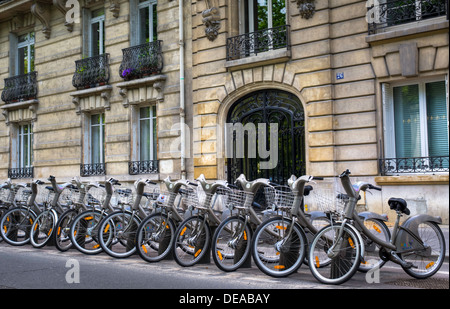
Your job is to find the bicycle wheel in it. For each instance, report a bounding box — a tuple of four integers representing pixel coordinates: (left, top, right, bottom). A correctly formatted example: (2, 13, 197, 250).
(211, 215, 252, 272)
(0, 206, 8, 243)
(30, 210, 57, 248)
(136, 212, 176, 262)
(98, 210, 140, 258)
(1, 207, 37, 246)
(252, 216, 307, 277)
(69, 209, 105, 255)
(358, 218, 391, 273)
(400, 221, 445, 279)
(173, 216, 211, 267)
(308, 223, 361, 285)
(53, 209, 78, 252)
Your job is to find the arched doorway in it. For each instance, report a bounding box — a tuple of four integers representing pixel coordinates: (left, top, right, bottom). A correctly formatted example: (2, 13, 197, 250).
(226, 89, 305, 185)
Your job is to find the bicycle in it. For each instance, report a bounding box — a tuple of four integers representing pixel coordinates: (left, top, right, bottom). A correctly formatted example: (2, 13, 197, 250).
(97, 178, 158, 258)
(210, 174, 272, 272)
(52, 177, 103, 252)
(0, 179, 44, 246)
(135, 176, 194, 263)
(29, 176, 74, 248)
(172, 174, 229, 267)
(68, 177, 122, 255)
(250, 174, 331, 277)
(308, 169, 446, 285)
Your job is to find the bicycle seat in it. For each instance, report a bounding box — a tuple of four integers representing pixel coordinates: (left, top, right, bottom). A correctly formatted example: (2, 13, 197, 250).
(388, 198, 410, 215)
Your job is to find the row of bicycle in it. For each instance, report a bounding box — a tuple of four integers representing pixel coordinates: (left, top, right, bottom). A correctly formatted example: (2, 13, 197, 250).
(0, 170, 446, 285)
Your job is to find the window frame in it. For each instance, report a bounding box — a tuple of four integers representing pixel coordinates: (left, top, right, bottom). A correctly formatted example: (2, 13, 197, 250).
(89, 113, 105, 165)
(138, 105, 157, 161)
(16, 31, 35, 75)
(89, 8, 105, 56)
(382, 76, 449, 171)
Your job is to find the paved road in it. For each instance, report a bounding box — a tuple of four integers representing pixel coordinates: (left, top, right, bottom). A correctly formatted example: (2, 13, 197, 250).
(0, 241, 448, 292)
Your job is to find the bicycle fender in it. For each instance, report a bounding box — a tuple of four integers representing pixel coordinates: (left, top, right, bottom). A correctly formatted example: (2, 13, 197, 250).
(358, 211, 388, 222)
(395, 214, 442, 253)
(308, 210, 328, 221)
(344, 223, 365, 261)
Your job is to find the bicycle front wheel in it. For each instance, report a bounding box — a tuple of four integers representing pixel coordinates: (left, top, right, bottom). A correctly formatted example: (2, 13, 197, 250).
(252, 217, 307, 277)
(98, 211, 140, 258)
(1, 207, 36, 246)
(173, 216, 211, 267)
(400, 221, 445, 279)
(54, 209, 78, 252)
(30, 210, 57, 248)
(308, 223, 361, 285)
(69, 209, 105, 255)
(211, 216, 252, 272)
(136, 212, 176, 262)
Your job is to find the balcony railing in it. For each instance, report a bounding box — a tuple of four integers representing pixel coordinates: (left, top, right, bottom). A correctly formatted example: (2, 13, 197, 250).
(128, 160, 159, 175)
(226, 25, 290, 61)
(379, 156, 449, 175)
(119, 41, 163, 81)
(1, 72, 38, 103)
(368, 0, 448, 34)
(8, 167, 34, 179)
(72, 54, 110, 90)
(80, 163, 106, 177)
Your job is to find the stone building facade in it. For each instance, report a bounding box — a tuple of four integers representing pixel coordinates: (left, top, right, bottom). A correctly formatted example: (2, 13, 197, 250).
(1, 0, 448, 223)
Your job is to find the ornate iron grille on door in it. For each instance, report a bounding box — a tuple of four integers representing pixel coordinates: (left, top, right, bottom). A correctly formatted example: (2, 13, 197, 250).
(227, 90, 305, 185)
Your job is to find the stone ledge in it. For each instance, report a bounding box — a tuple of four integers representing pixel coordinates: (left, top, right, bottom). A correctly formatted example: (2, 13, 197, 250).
(375, 174, 449, 185)
(225, 48, 291, 72)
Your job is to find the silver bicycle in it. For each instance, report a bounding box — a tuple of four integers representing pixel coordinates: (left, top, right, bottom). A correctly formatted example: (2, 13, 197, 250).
(309, 169, 446, 285)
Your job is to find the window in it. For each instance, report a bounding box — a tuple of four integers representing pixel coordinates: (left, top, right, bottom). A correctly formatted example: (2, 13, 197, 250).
(139, 106, 157, 161)
(382, 79, 449, 173)
(241, 0, 286, 34)
(90, 8, 105, 56)
(90, 113, 105, 164)
(138, 0, 157, 44)
(17, 32, 35, 74)
(17, 123, 33, 169)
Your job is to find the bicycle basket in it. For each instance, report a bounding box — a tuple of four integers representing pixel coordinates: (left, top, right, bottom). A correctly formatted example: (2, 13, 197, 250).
(0, 186, 15, 204)
(224, 188, 253, 210)
(112, 188, 134, 206)
(85, 186, 106, 206)
(264, 185, 294, 210)
(36, 185, 55, 205)
(14, 186, 32, 204)
(306, 181, 345, 215)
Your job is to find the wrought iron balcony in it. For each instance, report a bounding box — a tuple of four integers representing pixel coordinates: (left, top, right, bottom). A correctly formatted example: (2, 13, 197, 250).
(72, 54, 110, 90)
(1, 72, 38, 104)
(368, 0, 448, 34)
(226, 25, 290, 61)
(119, 41, 163, 81)
(379, 156, 449, 175)
(128, 160, 159, 175)
(8, 167, 34, 179)
(80, 163, 106, 177)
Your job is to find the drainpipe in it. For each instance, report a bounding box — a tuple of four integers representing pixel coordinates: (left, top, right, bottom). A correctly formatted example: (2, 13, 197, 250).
(179, 0, 186, 179)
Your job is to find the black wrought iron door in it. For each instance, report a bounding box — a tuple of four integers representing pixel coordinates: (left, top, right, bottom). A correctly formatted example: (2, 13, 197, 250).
(227, 90, 305, 185)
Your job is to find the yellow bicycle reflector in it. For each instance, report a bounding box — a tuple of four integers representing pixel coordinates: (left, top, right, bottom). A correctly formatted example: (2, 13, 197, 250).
(274, 265, 285, 270)
(47, 228, 53, 236)
(84, 216, 93, 221)
(275, 225, 286, 230)
(34, 224, 38, 231)
(104, 224, 110, 233)
(348, 238, 355, 248)
(93, 244, 100, 249)
(243, 231, 247, 241)
(304, 204, 308, 212)
(195, 249, 202, 257)
(57, 227, 61, 235)
(426, 262, 435, 269)
(142, 245, 148, 254)
(373, 225, 381, 233)
(180, 226, 187, 236)
(315, 256, 320, 268)
(217, 251, 223, 261)
(3, 226, 7, 233)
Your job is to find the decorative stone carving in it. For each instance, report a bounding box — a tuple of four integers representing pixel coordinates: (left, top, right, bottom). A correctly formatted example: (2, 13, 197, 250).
(202, 6, 221, 41)
(70, 85, 113, 115)
(296, 0, 315, 19)
(117, 75, 166, 108)
(109, 0, 120, 18)
(31, 1, 51, 39)
(0, 99, 39, 126)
